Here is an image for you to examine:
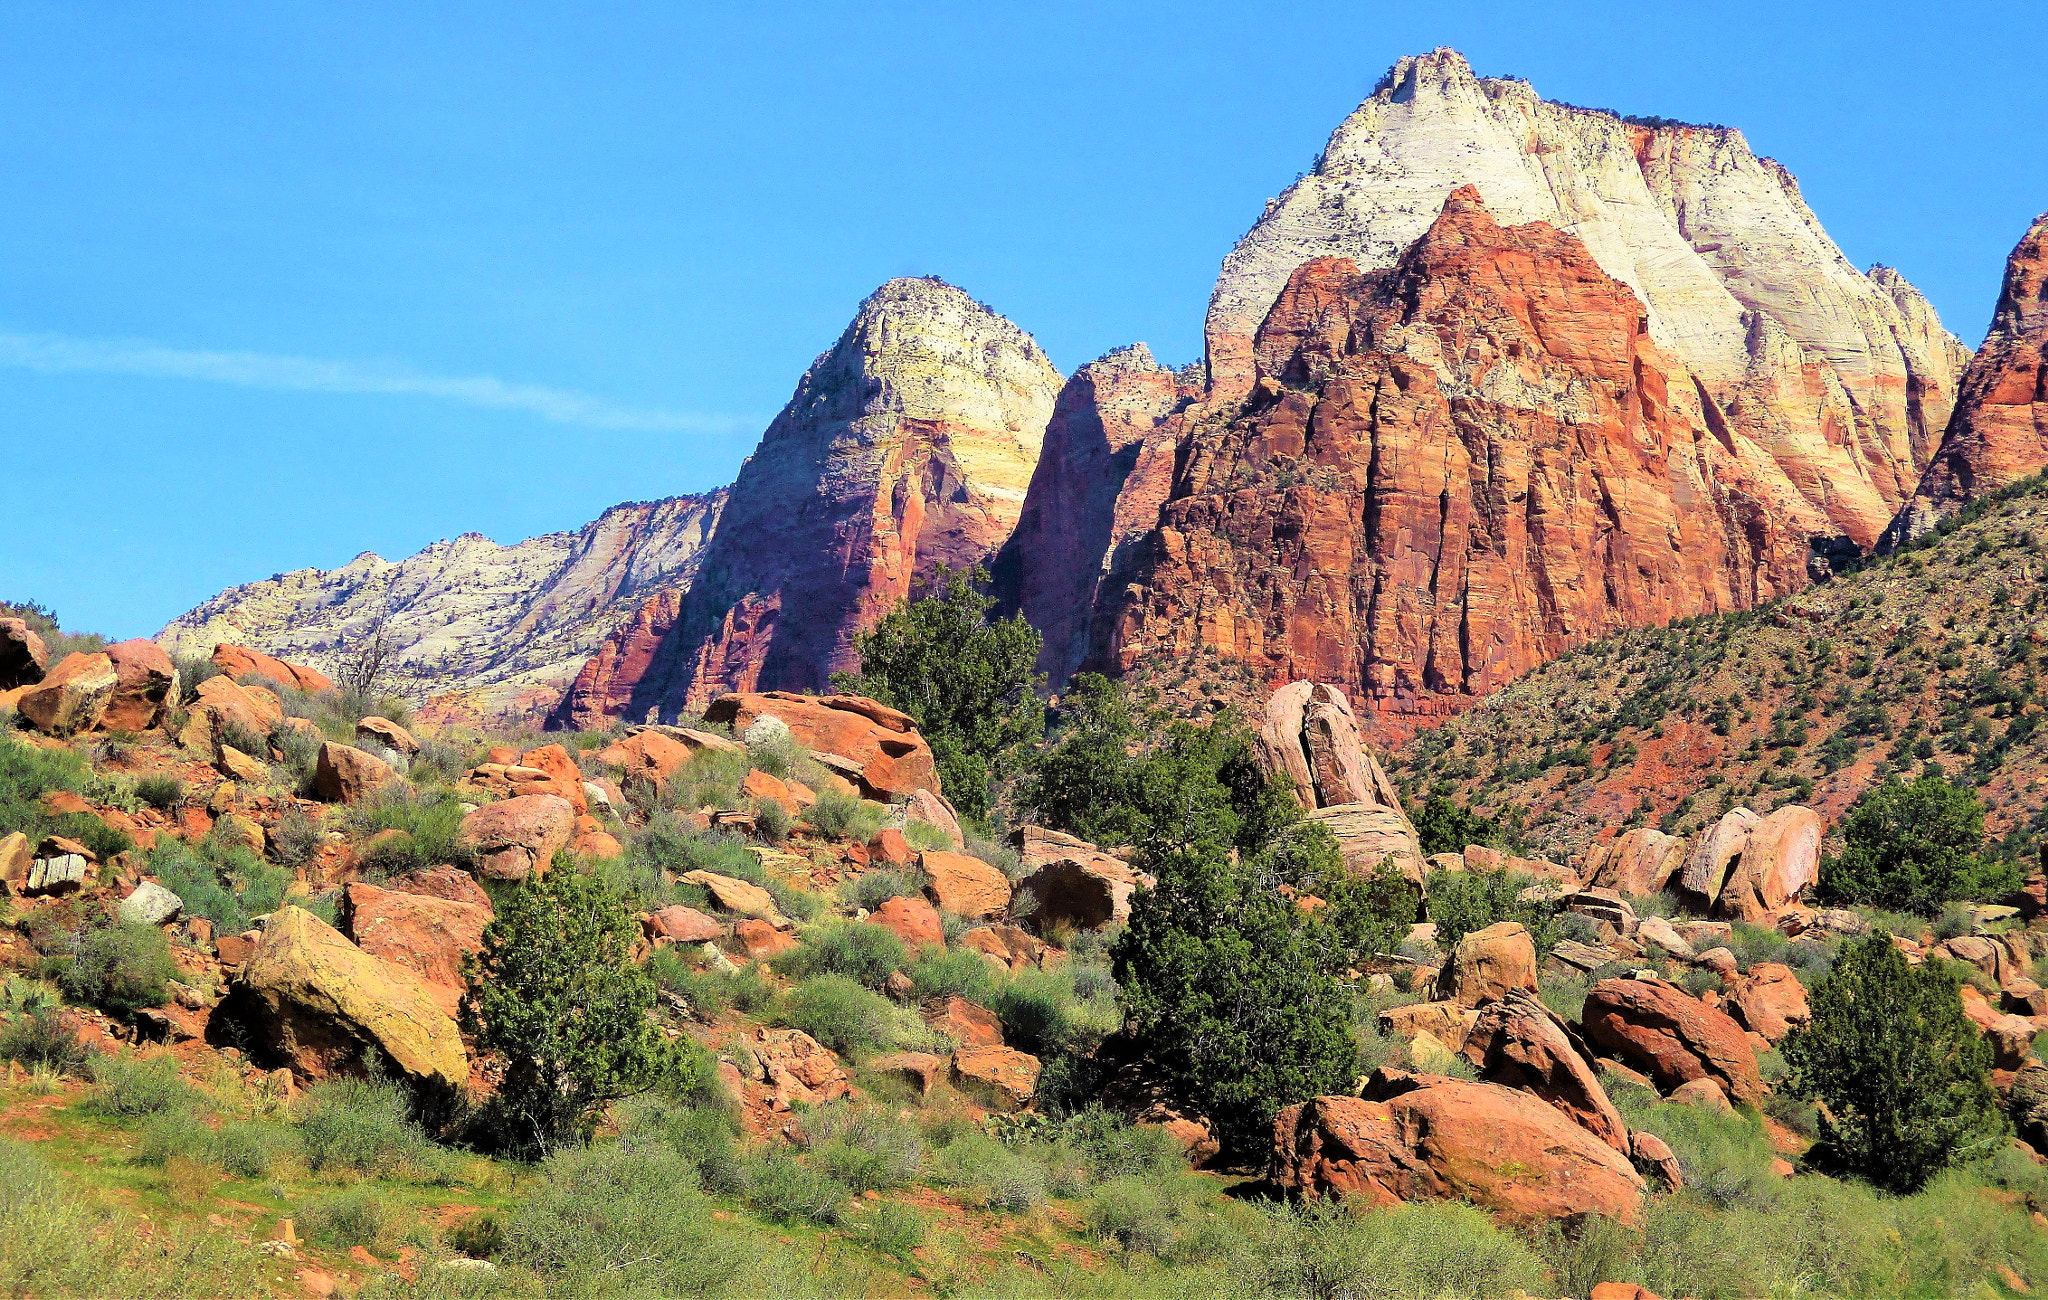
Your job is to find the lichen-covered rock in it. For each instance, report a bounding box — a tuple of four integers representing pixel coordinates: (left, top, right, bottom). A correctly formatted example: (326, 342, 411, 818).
(339, 882, 492, 1018)
(17, 652, 117, 736)
(119, 881, 185, 928)
(230, 905, 466, 1093)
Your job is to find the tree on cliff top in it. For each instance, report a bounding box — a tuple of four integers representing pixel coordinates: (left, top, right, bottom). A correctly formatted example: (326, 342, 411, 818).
(833, 565, 1043, 820)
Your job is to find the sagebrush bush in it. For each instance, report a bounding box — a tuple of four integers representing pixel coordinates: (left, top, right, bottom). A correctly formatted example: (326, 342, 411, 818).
(133, 774, 183, 811)
(799, 1103, 923, 1192)
(86, 1053, 201, 1118)
(296, 1077, 448, 1180)
(769, 921, 906, 990)
(844, 868, 925, 912)
(743, 1148, 850, 1225)
(906, 945, 998, 1005)
(63, 921, 176, 1014)
(1242, 1199, 1547, 1300)
(0, 1009, 93, 1074)
(304, 1186, 396, 1250)
(346, 787, 474, 875)
(802, 790, 883, 842)
(778, 975, 913, 1058)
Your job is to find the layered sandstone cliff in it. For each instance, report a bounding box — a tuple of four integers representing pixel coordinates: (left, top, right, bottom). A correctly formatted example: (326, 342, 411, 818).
(1897, 211, 2048, 532)
(159, 491, 723, 720)
(1205, 49, 1966, 550)
(552, 277, 1061, 727)
(1103, 187, 1817, 727)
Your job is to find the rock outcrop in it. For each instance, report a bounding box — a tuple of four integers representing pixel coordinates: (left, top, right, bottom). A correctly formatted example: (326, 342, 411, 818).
(1011, 825, 1148, 931)
(1207, 49, 1962, 548)
(228, 905, 467, 1094)
(1099, 188, 1825, 731)
(1899, 211, 2048, 532)
(702, 692, 941, 802)
(1268, 1073, 1645, 1223)
(160, 491, 724, 722)
(556, 278, 1061, 725)
(1461, 990, 1629, 1150)
(1581, 977, 1766, 1106)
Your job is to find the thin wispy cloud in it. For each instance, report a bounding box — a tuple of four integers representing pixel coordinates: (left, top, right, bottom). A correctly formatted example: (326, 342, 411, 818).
(0, 329, 752, 433)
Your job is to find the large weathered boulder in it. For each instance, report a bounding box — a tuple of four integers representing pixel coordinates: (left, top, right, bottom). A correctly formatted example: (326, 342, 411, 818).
(684, 869, 782, 921)
(1461, 990, 1629, 1151)
(1012, 825, 1147, 931)
(1442, 922, 1538, 1008)
(0, 617, 48, 688)
(229, 905, 466, 1093)
(1591, 828, 1687, 898)
(702, 693, 939, 801)
(1259, 681, 1410, 813)
(868, 894, 944, 953)
(356, 716, 421, 756)
(919, 850, 1011, 920)
(1718, 805, 1821, 921)
(459, 793, 575, 881)
(314, 743, 398, 806)
(1307, 803, 1425, 887)
(1581, 978, 1766, 1106)
(339, 881, 493, 1018)
(1268, 1075, 1645, 1224)
(646, 905, 724, 944)
(211, 643, 335, 693)
(1724, 962, 1811, 1044)
(1678, 808, 1759, 912)
(101, 639, 178, 731)
(387, 864, 492, 908)
(17, 652, 117, 736)
(177, 675, 285, 758)
(119, 881, 185, 927)
(924, 996, 1005, 1048)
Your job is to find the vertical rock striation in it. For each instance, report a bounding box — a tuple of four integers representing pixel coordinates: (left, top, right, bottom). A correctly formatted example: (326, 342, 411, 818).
(554, 277, 1061, 727)
(1102, 187, 1817, 728)
(1898, 211, 2048, 532)
(1204, 48, 1965, 551)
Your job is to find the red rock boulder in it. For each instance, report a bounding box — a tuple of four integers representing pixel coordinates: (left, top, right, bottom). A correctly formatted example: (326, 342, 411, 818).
(0, 617, 47, 688)
(702, 693, 939, 802)
(211, 643, 335, 693)
(339, 881, 492, 1017)
(101, 639, 177, 731)
(314, 743, 398, 806)
(1268, 1074, 1645, 1224)
(1461, 990, 1628, 1151)
(1724, 962, 1811, 1044)
(459, 793, 575, 881)
(1581, 978, 1766, 1106)
(868, 895, 944, 953)
(1012, 825, 1148, 931)
(919, 850, 1011, 920)
(17, 652, 117, 735)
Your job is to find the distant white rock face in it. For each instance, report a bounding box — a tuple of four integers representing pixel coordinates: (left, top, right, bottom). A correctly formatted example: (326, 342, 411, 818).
(157, 490, 724, 721)
(1205, 48, 1967, 548)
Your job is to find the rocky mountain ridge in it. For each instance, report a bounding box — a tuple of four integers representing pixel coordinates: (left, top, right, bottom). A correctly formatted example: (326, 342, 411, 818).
(158, 491, 724, 723)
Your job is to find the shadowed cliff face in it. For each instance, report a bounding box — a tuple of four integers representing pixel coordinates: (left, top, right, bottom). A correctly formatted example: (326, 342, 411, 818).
(553, 277, 1061, 728)
(1897, 211, 2048, 535)
(1096, 187, 1818, 736)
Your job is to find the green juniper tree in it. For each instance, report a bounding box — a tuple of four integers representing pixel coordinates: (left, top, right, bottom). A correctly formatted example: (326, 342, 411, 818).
(832, 565, 1043, 820)
(1782, 932, 2005, 1193)
(461, 869, 677, 1158)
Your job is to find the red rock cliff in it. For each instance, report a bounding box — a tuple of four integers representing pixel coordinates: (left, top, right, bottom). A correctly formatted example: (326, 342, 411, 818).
(1098, 187, 1815, 731)
(1897, 211, 2048, 532)
(554, 278, 1061, 728)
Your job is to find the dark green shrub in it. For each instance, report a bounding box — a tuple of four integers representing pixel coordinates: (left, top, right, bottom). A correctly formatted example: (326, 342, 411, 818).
(751, 795, 792, 841)
(769, 921, 906, 990)
(62, 921, 176, 1014)
(1783, 932, 2005, 1192)
(133, 775, 183, 812)
(1412, 795, 1509, 856)
(448, 1211, 504, 1260)
(461, 871, 676, 1158)
(212, 1120, 300, 1179)
(1423, 867, 1559, 955)
(990, 967, 1119, 1059)
(858, 1201, 926, 1260)
(1113, 836, 1359, 1157)
(833, 564, 1044, 819)
(1822, 775, 2019, 914)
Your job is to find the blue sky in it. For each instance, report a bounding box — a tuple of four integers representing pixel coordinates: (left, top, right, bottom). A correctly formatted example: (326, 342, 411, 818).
(3, 2, 2044, 639)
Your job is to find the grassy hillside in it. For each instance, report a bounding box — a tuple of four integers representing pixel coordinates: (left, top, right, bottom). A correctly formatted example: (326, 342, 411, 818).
(1391, 475, 2048, 867)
